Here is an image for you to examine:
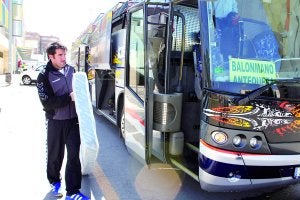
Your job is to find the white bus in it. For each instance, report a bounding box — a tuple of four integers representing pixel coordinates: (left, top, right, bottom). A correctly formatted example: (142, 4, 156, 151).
(73, 0, 300, 192)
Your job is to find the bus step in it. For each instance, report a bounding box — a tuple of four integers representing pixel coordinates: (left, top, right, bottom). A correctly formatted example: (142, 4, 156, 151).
(170, 158, 199, 182)
(95, 108, 117, 125)
(185, 142, 199, 153)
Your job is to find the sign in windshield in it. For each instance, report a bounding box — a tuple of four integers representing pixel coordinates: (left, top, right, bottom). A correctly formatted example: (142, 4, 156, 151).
(229, 58, 276, 84)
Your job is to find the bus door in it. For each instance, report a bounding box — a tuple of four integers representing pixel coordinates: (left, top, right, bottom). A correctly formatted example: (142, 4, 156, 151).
(125, 2, 179, 165)
(124, 4, 153, 164)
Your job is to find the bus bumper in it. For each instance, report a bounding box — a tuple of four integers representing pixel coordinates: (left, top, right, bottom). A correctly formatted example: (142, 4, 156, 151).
(199, 141, 300, 192)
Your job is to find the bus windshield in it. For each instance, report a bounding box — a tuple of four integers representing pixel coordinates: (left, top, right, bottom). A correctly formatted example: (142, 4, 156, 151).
(204, 0, 300, 94)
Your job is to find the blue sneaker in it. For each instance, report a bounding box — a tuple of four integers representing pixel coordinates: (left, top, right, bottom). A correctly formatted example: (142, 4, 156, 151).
(65, 192, 90, 200)
(51, 182, 63, 197)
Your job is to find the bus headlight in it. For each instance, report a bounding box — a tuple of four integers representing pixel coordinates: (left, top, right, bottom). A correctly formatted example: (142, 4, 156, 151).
(249, 136, 262, 149)
(211, 131, 228, 145)
(202, 123, 271, 154)
(233, 135, 242, 147)
(232, 134, 246, 148)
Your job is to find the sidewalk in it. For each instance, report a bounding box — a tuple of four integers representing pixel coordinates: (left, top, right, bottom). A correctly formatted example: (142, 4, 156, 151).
(0, 78, 47, 199)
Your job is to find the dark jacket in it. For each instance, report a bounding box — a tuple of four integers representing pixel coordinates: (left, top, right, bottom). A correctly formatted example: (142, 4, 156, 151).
(36, 61, 77, 120)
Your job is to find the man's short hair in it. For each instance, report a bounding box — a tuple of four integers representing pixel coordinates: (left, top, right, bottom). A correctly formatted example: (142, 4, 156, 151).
(46, 42, 67, 57)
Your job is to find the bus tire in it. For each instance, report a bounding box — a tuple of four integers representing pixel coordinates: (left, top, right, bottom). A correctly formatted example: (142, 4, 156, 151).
(119, 108, 125, 140)
(117, 99, 125, 140)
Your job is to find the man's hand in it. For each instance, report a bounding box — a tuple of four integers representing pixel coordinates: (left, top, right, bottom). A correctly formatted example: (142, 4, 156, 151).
(70, 92, 75, 101)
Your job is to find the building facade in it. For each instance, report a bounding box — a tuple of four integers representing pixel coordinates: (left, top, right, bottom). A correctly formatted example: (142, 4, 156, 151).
(18, 32, 60, 68)
(0, 0, 23, 75)
(1, 0, 61, 77)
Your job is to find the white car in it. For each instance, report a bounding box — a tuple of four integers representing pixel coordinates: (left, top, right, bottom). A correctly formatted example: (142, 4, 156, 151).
(20, 65, 46, 85)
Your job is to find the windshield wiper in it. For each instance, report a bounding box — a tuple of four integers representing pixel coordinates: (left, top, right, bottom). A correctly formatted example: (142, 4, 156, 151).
(237, 78, 300, 105)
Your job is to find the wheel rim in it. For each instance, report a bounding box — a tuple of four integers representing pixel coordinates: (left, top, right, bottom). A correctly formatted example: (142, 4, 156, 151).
(120, 112, 125, 139)
(22, 76, 31, 85)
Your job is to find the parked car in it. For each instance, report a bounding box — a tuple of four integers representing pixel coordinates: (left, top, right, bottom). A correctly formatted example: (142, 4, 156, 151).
(20, 65, 45, 85)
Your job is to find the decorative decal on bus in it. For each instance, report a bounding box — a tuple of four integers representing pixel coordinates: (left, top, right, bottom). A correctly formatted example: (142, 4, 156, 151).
(115, 70, 122, 79)
(279, 101, 300, 117)
(229, 58, 276, 84)
(204, 103, 298, 132)
(112, 53, 122, 65)
(125, 107, 145, 126)
(274, 120, 300, 137)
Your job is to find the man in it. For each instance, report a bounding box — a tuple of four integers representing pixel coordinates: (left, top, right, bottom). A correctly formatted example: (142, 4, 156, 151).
(36, 42, 90, 200)
(213, 0, 238, 20)
(213, 0, 240, 60)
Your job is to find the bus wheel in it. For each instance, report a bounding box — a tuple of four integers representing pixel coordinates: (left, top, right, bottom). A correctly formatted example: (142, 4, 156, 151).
(120, 109, 125, 139)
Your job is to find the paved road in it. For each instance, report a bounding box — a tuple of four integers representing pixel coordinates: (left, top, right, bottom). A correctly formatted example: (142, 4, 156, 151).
(1, 75, 300, 200)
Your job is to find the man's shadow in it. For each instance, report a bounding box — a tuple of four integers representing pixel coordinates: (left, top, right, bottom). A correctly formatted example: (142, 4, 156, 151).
(80, 174, 105, 200)
(43, 192, 63, 200)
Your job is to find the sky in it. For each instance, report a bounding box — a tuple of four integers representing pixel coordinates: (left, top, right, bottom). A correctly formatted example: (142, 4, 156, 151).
(22, 0, 125, 49)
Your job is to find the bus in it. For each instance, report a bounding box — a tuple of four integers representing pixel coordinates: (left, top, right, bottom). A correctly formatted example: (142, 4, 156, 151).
(72, 0, 300, 192)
